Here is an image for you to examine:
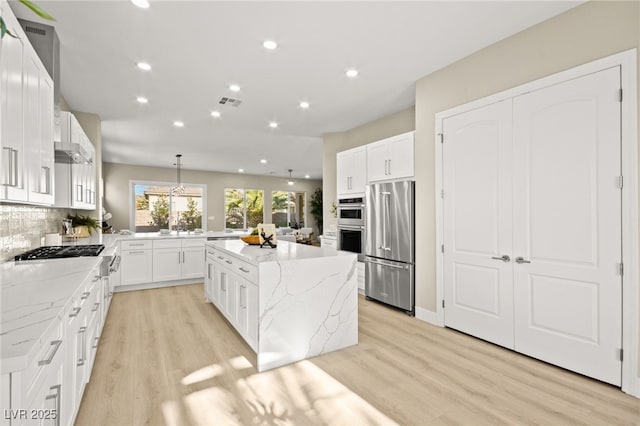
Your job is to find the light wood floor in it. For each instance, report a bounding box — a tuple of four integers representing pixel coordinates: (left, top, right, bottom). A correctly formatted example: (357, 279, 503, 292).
(76, 284, 640, 425)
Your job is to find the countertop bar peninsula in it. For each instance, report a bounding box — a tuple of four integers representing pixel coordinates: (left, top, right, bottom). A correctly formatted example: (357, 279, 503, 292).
(204, 240, 358, 371)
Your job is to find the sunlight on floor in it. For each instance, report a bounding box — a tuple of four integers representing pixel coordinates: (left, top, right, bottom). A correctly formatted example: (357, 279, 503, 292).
(176, 359, 398, 425)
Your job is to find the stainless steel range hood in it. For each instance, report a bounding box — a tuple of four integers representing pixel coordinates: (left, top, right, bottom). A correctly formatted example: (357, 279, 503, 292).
(18, 19, 61, 142)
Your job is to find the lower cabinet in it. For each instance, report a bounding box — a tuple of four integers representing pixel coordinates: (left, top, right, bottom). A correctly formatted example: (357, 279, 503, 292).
(119, 238, 204, 287)
(120, 245, 152, 286)
(152, 239, 205, 282)
(205, 246, 258, 351)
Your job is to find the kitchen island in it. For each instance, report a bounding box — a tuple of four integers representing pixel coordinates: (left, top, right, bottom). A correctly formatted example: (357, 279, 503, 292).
(204, 240, 358, 371)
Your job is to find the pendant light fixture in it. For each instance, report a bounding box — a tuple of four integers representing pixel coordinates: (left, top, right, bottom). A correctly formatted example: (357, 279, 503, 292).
(172, 154, 185, 196)
(287, 169, 294, 186)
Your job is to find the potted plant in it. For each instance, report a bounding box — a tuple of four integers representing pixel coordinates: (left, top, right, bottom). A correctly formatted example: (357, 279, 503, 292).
(309, 188, 323, 235)
(67, 214, 100, 237)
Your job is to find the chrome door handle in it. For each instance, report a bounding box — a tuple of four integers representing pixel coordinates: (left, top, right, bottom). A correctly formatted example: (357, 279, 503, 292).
(491, 255, 511, 262)
(69, 306, 82, 317)
(515, 257, 531, 264)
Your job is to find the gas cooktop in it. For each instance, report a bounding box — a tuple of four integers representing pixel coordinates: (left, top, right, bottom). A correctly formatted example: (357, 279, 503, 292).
(15, 244, 105, 261)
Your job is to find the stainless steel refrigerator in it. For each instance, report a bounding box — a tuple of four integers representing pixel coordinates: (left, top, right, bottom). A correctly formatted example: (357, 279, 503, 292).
(365, 180, 415, 314)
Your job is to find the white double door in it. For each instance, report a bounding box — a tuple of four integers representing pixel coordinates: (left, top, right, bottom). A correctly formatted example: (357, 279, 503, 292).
(442, 67, 622, 385)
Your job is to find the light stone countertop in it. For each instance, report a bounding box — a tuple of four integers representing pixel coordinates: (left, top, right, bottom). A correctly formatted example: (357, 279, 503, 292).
(0, 257, 102, 373)
(0, 229, 245, 373)
(206, 239, 350, 265)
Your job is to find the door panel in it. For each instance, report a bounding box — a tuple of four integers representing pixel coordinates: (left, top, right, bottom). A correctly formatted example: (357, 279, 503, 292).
(513, 67, 621, 385)
(443, 99, 514, 349)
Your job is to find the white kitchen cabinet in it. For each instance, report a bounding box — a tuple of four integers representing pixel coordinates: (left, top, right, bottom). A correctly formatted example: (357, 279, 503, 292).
(366, 131, 414, 182)
(54, 112, 96, 210)
(0, 8, 27, 203)
(152, 238, 204, 282)
(181, 239, 205, 279)
(152, 240, 182, 282)
(120, 241, 153, 286)
(236, 278, 258, 349)
(0, 2, 54, 206)
(336, 146, 366, 196)
(321, 235, 337, 250)
(206, 246, 259, 351)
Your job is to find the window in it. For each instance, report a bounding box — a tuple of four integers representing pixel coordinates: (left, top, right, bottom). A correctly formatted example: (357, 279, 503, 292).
(131, 181, 206, 233)
(272, 191, 306, 228)
(225, 188, 264, 229)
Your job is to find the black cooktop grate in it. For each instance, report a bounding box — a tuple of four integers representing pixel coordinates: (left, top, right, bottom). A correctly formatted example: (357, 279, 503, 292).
(15, 244, 105, 261)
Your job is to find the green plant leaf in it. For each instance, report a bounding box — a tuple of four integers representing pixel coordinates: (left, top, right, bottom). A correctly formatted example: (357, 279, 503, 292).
(0, 17, 6, 38)
(18, 0, 55, 21)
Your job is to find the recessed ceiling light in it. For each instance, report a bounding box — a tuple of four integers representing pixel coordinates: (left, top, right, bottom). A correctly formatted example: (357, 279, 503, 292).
(305, 174, 310, 179)
(238, 168, 244, 173)
(299, 101, 310, 109)
(137, 62, 151, 71)
(260, 159, 267, 164)
(346, 69, 358, 78)
(263, 40, 278, 50)
(269, 122, 278, 129)
(131, 0, 149, 9)
(211, 111, 221, 118)
(173, 121, 184, 127)
(229, 84, 241, 92)
(136, 96, 148, 104)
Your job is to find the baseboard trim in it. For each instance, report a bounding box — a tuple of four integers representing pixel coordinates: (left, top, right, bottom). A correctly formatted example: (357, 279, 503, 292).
(114, 278, 202, 293)
(415, 306, 442, 327)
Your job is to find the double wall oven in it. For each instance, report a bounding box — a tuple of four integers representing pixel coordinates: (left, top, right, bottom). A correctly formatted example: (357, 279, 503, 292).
(337, 196, 365, 261)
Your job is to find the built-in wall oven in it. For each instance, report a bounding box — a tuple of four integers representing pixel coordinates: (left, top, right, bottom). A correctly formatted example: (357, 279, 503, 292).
(337, 196, 365, 261)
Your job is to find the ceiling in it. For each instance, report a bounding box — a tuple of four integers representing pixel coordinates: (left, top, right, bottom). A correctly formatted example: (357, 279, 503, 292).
(11, 0, 582, 181)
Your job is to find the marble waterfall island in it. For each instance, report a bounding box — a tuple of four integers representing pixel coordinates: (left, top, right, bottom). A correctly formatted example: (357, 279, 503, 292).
(204, 240, 358, 371)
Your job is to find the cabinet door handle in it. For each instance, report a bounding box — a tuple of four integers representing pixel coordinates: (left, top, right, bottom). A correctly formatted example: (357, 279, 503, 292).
(86, 188, 91, 203)
(207, 264, 211, 279)
(178, 251, 181, 264)
(217, 256, 224, 260)
(183, 251, 185, 263)
(92, 336, 99, 349)
(129, 243, 146, 246)
(239, 267, 250, 273)
(69, 306, 82, 317)
(515, 257, 531, 264)
(129, 250, 145, 254)
(239, 285, 246, 308)
(78, 326, 87, 366)
(2, 147, 18, 187)
(38, 166, 51, 194)
(92, 302, 100, 312)
(388, 159, 391, 175)
(81, 291, 91, 299)
(38, 340, 63, 365)
(225, 260, 233, 265)
(45, 384, 61, 426)
(76, 184, 83, 201)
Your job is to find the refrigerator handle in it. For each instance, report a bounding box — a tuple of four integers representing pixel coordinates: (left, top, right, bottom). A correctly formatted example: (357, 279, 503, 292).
(381, 191, 391, 251)
(365, 257, 408, 270)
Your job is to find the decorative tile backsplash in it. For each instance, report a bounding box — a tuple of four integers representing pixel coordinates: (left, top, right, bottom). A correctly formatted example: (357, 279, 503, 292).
(0, 205, 72, 262)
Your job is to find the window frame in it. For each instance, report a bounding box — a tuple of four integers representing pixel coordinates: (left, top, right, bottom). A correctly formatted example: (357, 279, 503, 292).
(224, 187, 264, 229)
(129, 180, 207, 233)
(271, 190, 307, 228)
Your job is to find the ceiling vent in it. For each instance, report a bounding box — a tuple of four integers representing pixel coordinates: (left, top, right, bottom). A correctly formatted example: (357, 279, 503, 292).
(218, 97, 242, 107)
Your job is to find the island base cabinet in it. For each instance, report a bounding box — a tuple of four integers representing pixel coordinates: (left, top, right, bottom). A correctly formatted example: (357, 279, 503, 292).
(236, 280, 258, 351)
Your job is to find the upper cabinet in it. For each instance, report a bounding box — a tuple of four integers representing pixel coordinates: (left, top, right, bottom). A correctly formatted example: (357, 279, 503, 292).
(336, 146, 366, 196)
(54, 112, 96, 210)
(0, 3, 54, 205)
(366, 131, 414, 182)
